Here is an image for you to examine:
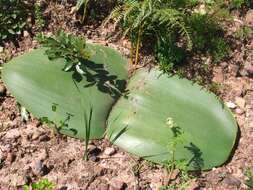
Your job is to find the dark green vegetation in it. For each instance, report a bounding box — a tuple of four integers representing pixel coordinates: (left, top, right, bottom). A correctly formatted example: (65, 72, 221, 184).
(36, 30, 91, 72)
(244, 168, 253, 189)
(0, 0, 28, 42)
(104, 0, 234, 72)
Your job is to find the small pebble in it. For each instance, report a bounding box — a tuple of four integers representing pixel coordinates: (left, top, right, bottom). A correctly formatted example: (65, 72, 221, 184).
(109, 178, 127, 190)
(23, 30, 29, 37)
(89, 155, 99, 162)
(6, 152, 16, 164)
(235, 108, 244, 115)
(226, 102, 237, 109)
(39, 134, 50, 142)
(104, 147, 116, 156)
(38, 149, 48, 161)
(4, 128, 21, 139)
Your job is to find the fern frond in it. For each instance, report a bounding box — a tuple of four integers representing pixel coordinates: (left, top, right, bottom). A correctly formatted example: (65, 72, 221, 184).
(153, 8, 192, 49)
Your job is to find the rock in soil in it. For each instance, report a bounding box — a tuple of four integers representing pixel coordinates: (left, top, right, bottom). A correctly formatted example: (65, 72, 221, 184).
(245, 10, 253, 26)
(244, 62, 253, 76)
(4, 128, 21, 140)
(235, 97, 246, 109)
(10, 174, 27, 187)
(223, 175, 241, 189)
(6, 152, 16, 164)
(187, 180, 199, 190)
(226, 101, 237, 109)
(104, 147, 116, 156)
(37, 148, 48, 161)
(109, 178, 127, 190)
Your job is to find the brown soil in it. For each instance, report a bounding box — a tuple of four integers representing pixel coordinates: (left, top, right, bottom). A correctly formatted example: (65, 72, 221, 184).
(0, 1, 253, 190)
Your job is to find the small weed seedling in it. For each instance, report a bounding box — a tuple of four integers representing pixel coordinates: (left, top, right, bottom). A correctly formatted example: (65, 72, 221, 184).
(244, 167, 253, 189)
(23, 178, 54, 190)
(83, 106, 93, 161)
(34, 3, 45, 31)
(161, 117, 195, 189)
(165, 117, 187, 183)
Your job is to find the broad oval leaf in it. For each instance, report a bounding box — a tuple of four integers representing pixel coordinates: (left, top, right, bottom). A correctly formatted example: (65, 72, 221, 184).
(2, 44, 128, 139)
(107, 68, 238, 170)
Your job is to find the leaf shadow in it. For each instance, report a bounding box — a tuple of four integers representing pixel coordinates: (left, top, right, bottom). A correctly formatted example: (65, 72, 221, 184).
(71, 59, 128, 99)
(184, 142, 204, 170)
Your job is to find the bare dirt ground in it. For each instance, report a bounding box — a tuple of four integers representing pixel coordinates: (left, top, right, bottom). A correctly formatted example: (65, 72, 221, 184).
(0, 2, 253, 190)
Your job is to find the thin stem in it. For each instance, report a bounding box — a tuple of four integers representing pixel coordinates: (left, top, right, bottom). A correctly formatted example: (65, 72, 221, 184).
(84, 136, 89, 161)
(82, 0, 89, 23)
(130, 42, 134, 66)
(134, 27, 142, 65)
(167, 150, 175, 185)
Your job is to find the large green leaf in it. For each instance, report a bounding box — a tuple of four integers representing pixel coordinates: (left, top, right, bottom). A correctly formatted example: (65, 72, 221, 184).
(107, 68, 237, 170)
(2, 44, 128, 139)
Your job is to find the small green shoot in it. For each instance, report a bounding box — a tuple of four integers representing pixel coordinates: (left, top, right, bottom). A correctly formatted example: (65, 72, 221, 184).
(83, 106, 93, 161)
(165, 117, 187, 183)
(34, 3, 45, 31)
(76, 0, 90, 23)
(244, 167, 253, 189)
(23, 178, 54, 190)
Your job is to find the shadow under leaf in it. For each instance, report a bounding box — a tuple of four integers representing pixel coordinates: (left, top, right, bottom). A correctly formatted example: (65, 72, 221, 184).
(184, 142, 204, 170)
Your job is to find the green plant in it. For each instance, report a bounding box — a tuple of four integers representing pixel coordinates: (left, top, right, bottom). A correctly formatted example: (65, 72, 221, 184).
(244, 167, 253, 189)
(36, 30, 91, 73)
(23, 178, 54, 190)
(2, 43, 128, 139)
(186, 4, 231, 63)
(160, 118, 196, 190)
(155, 33, 186, 73)
(164, 118, 187, 182)
(76, 0, 90, 22)
(230, 0, 251, 8)
(104, 0, 192, 66)
(104, 0, 232, 72)
(83, 106, 93, 161)
(2, 34, 238, 170)
(0, 0, 28, 42)
(34, 3, 45, 31)
(107, 68, 237, 170)
(234, 26, 253, 39)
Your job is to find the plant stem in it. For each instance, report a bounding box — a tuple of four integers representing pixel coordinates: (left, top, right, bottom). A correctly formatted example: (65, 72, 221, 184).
(82, 0, 89, 23)
(134, 27, 142, 65)
(130, 42, 134, 66)
(167, 150, 175, 184)
(84, 137, 89, 161)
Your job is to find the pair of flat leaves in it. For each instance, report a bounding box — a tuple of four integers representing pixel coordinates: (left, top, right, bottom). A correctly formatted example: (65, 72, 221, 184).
(2, 44, 237, 170)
